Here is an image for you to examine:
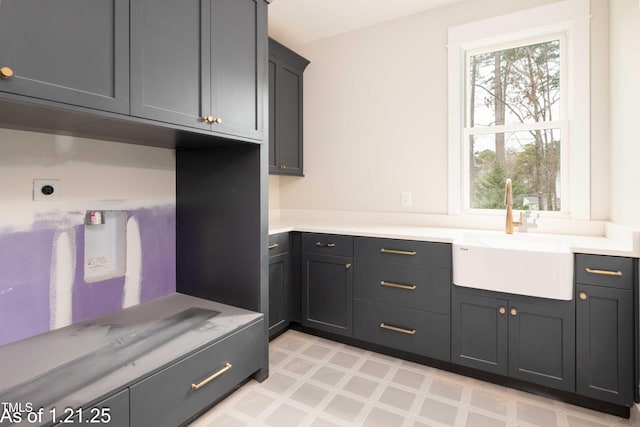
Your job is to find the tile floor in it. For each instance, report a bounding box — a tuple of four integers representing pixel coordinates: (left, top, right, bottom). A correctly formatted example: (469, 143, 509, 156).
(190, 330, 640, 427)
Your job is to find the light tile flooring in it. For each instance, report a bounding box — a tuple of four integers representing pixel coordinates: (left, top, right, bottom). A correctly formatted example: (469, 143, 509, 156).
(190, 330, 640, 427)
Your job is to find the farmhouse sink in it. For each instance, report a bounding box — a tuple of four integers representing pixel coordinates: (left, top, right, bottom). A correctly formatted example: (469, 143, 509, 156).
(452, 232, 574, 300)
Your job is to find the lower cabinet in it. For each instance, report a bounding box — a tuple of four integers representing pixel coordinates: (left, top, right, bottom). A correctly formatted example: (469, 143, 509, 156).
(130, 320, 264, 427)
(301, 233, 354, 336)
(452, 286, 575, 392)
(575, 253, 636, 406)
(268, 233, 291, 337)
(301, 253, 354, 336)
(352, 237, 452, 361)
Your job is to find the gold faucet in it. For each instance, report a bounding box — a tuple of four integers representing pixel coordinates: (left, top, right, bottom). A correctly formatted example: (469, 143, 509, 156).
(505, 178, 522, 234)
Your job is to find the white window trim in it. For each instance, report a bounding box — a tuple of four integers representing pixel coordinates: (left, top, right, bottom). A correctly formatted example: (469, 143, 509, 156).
(447, 0, 591, 219)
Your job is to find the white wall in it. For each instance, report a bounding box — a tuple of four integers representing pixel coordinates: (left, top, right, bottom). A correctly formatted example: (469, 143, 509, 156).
(271, 0, 612, 225)
(0, 128, 175, 228)
(609, 0, 640, 228)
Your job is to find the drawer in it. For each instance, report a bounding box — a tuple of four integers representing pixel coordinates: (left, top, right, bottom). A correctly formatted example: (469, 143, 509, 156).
(130, 319, 265, 427)
(51, 389, 129, 427)
(355, 260, 450, 315)
(354, 237, 451, 268)
(575, 254, 634, 289)
(268, 232, 289, 256)
(302, 233, 353, 257)
(354, 299, 450, 361)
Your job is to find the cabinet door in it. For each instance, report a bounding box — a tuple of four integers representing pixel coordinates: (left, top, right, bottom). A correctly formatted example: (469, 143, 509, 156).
(273, 63, 304, 174)
(269, 252, 290, 337)
(130, 0, 209, 130)
(0, 0, 129, 114)
(209, 0, 265, 140)
(576, 284, 634, 405)
(268, 58, 278, 169)
(508, 299, 575, 392)
(452, 290, 508, 375)
(302, 254, 353, 337)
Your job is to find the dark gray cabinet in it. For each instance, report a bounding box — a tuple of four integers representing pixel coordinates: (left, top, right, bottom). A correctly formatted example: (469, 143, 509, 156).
(452, 291, 508, 375)
(508, 299, 575, 391)
(268, 39, 309, 175)
(353, 237, 451, 361)
(452, 286, 575, 392)
(301, 234, 354, 336)
(130, 319, 265, 427)
(575, 254, 636, 405)
(131, 0, 266, 141)
(269, 233, 291, 337)
(0, 0, 129, 114)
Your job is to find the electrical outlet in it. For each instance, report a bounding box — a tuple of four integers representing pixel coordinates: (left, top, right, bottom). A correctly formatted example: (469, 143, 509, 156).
(401, 191, 412, 207)
(33, 179, 62, 201)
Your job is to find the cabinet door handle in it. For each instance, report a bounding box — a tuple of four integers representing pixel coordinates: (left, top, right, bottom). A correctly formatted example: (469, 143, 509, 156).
(579, 292, 587, 301)
(510, 308, 518, 316)
(498, 306, 506, 315)
(379, 323, 416, 335)
(380, 281, 416, 291)
(191, 363, 232, 390)
(380, 248, 416, 256)
(585, 267, 622, 277)
(345, 263, 352, 269)
(212, 117, 222, 124)
(279, 164, 287, 170)
(0, 66, 13, 79)
(316, 242, 336, 248)
(202, 115, 214, 123)
(268, 243, 279, 250)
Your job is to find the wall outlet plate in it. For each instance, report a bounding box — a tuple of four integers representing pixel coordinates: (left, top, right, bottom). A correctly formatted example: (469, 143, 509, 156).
(401, 191, 412, 207)
(33, 179, 62, 201)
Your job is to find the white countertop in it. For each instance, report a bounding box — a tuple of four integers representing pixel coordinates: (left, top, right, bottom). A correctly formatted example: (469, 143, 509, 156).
(269, 216, 640, 258)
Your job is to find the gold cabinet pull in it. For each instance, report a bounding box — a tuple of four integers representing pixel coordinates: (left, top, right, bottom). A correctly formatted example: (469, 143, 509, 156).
(510, 308, 518, 316)
(268, 243, 279, 250)
(585, 268, 622, 277)
(279, 165, 287, 170)
(212, 117, 222, 124)
(579, 292, 587, 301)
(191, 363, 232, 390)
(203, 115, 214, 123)
(379, 323, 415, 335)
(380, 248, 416, 256)
(380, 281, 416, 291)
(0, 67, 13, 79)
(498, 306, 506, 315)
(345, 263, 352, 269)
(316, 242, 336, 248)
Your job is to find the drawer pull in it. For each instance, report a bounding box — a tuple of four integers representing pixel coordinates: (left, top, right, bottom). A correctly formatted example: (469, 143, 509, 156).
(380, 281, 416, 291)
(316, 242, 336, 248)
(379, 323, 416, 335)
(380, 248, 416, 256)
(585, 268, 622, 277)
(268, 243, 279, 250)
(191, 363, 232, 390)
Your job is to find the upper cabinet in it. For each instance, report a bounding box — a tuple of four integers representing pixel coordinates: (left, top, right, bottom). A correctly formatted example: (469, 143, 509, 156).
(131, 0, 267, 142)
(0, 0, 130, 114)
(268, 39, 309, 175)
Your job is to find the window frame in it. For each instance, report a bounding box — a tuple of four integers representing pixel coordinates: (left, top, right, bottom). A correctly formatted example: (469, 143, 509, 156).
(447, 0, 591, 219)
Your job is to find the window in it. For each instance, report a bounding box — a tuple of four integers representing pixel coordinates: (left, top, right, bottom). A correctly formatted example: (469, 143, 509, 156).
(448, 0, 590, 219)
(466, 36, 565, 212)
